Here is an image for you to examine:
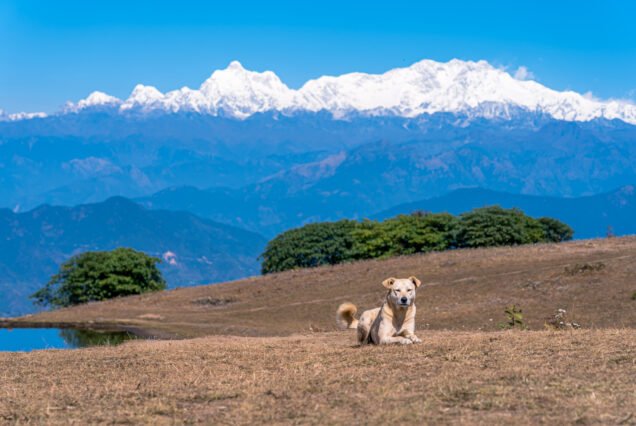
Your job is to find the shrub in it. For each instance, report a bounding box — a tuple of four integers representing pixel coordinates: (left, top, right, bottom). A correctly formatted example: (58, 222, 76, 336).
(259, 207, 574, 273)
(544, 308, 581, 330)
(538, 217, 574, 242)
(381, 213, 458, 255)
(31, 248, 166, 308)
(260, 220, 358, 274)
(500, 305, 526, 329)
(352, 213, 458, 259)
(455, 206, 545, 248)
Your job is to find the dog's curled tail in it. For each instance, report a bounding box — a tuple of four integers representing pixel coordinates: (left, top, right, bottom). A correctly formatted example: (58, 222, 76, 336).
(336, 302, 359, 329)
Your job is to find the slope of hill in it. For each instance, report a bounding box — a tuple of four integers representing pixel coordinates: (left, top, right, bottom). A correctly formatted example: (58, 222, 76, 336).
(375, 186, 636, 239)
(4, 238, 635, 424)
(0, 197, 266, 316)
(12, 237, 636, 337)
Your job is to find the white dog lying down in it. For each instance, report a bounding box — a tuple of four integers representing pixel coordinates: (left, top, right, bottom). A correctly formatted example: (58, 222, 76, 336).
(336, 276, 422, 345)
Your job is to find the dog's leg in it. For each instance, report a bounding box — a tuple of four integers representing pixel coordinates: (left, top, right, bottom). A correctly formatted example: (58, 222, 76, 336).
(378, 336, 413, 345)
(358, 308, 381, 345)
(357, 323, 371, 345)
(398, 309, 422, 344)
(398, 329, 422, 344)
(398, 328, 422, 343)
(406, 334, 422, 343)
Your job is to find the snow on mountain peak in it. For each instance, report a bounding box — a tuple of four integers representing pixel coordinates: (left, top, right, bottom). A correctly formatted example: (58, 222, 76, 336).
(197, 61, 295, 117)
(65, 91, 121, 112)
(84, 91, 121, 105)
(121, 85, 165, 111)
(227, 60, 245, 70)
(50, 59, 636, 124)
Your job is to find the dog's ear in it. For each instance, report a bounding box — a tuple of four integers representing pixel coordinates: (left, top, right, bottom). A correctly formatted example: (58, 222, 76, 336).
(382, 277, 396, 289)
(409, 276, 422, 288)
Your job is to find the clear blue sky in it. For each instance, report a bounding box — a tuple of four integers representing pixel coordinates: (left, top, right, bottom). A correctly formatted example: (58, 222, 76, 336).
(1, 0, 634, 113)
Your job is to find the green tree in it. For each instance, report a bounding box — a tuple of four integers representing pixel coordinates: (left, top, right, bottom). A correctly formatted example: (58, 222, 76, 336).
(455, 206, 545, 248)
(259, 207, 574, 273)
(349, 220, 391, 260)
(352, 213, 458, 259)
(31, 248, 166, 308)
(260, 220, 358, 274)
(385, 212, 458, 254)
(538, 217, 574, 242)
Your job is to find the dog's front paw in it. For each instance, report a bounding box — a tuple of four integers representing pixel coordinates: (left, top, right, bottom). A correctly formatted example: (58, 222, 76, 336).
(409, 335, 422, 343)
(399, 338, 413, 345)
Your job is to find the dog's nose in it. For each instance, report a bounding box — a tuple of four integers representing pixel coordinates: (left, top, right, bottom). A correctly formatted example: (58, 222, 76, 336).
(400, 297, 408, 304)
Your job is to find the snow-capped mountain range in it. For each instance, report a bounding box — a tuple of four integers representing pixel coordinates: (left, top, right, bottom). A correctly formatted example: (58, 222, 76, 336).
(7, 59, 636, 124)
(0, 110, 48, 121)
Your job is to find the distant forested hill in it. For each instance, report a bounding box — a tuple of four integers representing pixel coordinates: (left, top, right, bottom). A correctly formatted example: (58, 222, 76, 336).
(0, 197, 266, 316)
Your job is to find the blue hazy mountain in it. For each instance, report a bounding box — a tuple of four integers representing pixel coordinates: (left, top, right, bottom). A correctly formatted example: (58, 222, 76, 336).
(5, 110, 636, 215)
(140, 183, 636, 241)
(0, 197, 266, 316)
(0, 111, 423, 210)
(374, 186, 636, 239)
(133, 115, 636, 236)
(3, 110, 636, 315)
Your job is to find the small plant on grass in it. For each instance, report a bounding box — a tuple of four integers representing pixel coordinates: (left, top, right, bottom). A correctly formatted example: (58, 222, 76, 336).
(499, 305, 526, 329)
(564, 262, 606, 275)
(631, 291, 636, 301)
(544, 308, 581, 330)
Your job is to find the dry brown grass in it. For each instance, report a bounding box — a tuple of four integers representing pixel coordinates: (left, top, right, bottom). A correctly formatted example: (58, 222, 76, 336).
(1, 330, 634, 424)
(2, 238, 636, 424)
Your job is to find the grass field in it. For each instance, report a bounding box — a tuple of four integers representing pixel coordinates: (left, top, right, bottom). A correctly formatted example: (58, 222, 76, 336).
(1, 330, 634, 424)
(1, 237, 636, 424)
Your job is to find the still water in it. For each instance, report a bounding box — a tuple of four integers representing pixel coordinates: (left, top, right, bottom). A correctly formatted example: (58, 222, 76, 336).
(0, 327, 138, 352)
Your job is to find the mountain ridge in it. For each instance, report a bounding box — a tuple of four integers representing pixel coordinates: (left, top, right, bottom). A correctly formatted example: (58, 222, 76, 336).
(0, 196, 266, 316)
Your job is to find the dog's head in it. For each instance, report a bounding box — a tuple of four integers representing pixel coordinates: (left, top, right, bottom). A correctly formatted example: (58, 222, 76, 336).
(382, 276, 422, 309)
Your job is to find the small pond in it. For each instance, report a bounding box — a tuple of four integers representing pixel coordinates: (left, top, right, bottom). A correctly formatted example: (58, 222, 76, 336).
(0, 327, 139, 352)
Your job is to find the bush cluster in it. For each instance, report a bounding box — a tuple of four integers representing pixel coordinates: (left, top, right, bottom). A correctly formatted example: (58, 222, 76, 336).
(260, 206, 573, 274)
(31, 247, 166, 308)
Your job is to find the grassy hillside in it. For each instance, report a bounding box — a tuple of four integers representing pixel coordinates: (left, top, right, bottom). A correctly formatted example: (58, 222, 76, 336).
(2, 237, 635, 424)
(9, 236, 636, 337)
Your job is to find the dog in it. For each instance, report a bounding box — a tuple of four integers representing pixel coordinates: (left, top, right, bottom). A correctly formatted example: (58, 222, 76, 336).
(336, 276, 422, 345)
